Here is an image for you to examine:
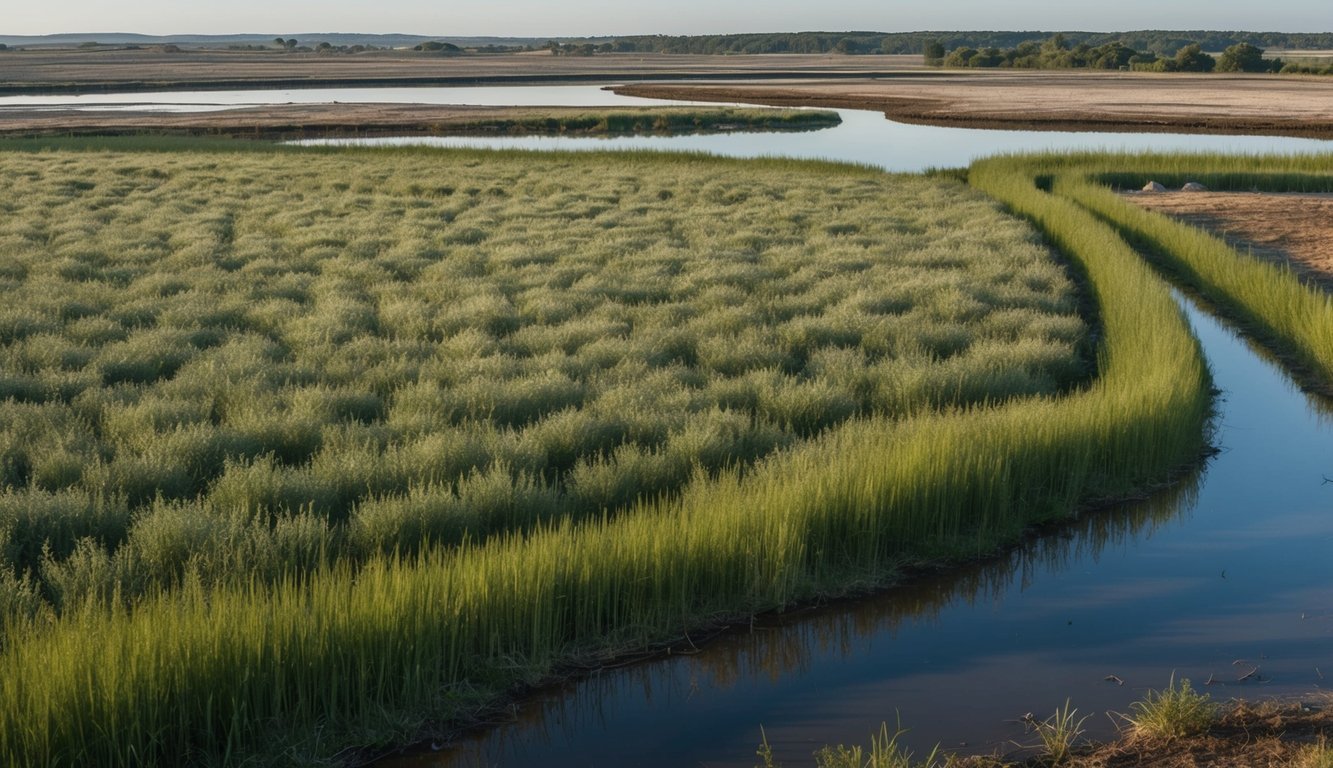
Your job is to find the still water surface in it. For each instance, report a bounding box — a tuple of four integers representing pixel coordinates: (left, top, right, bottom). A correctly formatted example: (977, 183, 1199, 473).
(12, 82, 1328, 763)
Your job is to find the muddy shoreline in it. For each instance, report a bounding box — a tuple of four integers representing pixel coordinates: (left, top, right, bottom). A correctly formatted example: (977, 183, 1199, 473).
(613, 74, 1333, 139)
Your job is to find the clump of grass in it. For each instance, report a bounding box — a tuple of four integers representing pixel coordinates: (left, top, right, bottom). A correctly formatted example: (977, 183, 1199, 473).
(1029, 699, 1088, 763)
(1123, 677, 1217, 739)
(1296, 737, 1333, 768)
(811, 724, 944, 768)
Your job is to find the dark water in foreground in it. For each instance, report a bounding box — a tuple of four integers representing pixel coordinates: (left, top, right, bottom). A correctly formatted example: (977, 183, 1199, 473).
(385, 298, 1333, 768)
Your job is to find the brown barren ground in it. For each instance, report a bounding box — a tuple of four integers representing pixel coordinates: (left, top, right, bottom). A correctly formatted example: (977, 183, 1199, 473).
(1129, 191, 1333, 289)
(615, 71, 1333, 138)
(959, 698, 1333, 768)
(0, 49, 923, 92)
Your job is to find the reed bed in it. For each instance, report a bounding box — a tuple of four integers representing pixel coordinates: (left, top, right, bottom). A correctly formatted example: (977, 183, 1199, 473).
(0, 145, 1093, 619)
(0, 145, 1221, 768)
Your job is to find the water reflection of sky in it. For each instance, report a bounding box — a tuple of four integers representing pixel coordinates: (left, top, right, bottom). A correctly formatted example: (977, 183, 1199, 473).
(3, 84, 1328, 171)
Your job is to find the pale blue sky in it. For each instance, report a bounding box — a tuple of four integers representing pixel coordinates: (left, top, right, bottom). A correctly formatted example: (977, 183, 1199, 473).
(10, 0, 1330, 37)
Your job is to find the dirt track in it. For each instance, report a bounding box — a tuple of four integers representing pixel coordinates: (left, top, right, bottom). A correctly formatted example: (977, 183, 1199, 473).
(1129, 191, 1333, 288)
(615, 72, 1333, 138)
(0, 50, 923, 92)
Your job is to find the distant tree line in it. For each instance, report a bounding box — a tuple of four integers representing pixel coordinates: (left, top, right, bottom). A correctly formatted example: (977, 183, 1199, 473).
(591, 31, 1333, 57)
(926, 35, 1287, 72)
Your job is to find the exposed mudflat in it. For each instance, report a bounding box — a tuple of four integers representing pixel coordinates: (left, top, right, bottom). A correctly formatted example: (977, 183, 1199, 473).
(614, 72, 1333, 138)
(0, 49, 924, 93)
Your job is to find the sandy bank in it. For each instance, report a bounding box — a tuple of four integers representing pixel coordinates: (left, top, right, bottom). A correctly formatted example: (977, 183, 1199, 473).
(614, 71, 1333, 138)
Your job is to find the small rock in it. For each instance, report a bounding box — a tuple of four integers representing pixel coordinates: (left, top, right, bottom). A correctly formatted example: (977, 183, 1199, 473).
(1181, 181, 1208, 192)
(1141, 181, 1166, 192)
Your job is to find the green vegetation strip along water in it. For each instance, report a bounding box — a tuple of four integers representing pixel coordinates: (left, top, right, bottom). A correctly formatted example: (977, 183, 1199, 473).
(0, 146, 1087, 614)
(0, 107, 843, 141)
(0, 144, 1216, 766)
(977, 152, 1333, 389)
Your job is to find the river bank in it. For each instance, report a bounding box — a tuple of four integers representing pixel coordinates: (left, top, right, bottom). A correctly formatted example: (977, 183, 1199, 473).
(614, 72, 1333, 139)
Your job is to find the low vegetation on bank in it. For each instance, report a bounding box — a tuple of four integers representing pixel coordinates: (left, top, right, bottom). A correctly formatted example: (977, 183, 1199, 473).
(926, 34, 1292, 73)
(422, 107, 842, 135)
(791, 687, 1332, 768)
(0, 107, 842, 141)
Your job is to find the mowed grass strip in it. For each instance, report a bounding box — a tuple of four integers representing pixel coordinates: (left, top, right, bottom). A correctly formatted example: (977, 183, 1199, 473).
(0, 146, 1214, 765)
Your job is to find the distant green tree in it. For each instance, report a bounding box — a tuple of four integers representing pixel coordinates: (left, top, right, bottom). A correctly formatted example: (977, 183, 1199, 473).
(922, 39, 945, 65)
(1088, 41, 1136, 69)
(1173, 43, 1216, 72)
(273, 37, 285, 47)
(1217, 42, 1269, 72)
(942, 47, 978, 67)
(414, 41, 462, 54)
(969, 47, 1004, 67)
(285, 38, 297, 50)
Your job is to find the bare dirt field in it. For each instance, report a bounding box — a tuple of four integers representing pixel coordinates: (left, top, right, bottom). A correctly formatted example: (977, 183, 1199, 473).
(615, 72, 1333, 138)
(0, 103, 834, 139)
(3, 50, 1332, 138)
(0, 49, 923, 92)
(1128, 191, 1333, 288)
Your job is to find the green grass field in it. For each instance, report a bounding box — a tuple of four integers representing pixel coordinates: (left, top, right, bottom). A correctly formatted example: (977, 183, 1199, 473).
(0, 146, 1089, 621)
(0, 142, 1254, 766)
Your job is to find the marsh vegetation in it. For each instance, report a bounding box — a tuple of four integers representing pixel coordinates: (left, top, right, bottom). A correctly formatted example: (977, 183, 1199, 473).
(2, 135, 1327, 766)
(0, 146, 1087, 622)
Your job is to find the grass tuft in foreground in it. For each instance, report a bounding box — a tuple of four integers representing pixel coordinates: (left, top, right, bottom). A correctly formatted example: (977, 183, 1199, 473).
(1123, 677, 1217, 740)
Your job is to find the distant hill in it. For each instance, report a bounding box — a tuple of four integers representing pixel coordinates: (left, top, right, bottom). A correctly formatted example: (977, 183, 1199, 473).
(3, 30, 1331, 55)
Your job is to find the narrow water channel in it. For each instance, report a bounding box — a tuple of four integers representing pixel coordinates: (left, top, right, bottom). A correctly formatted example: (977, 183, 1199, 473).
(388, 291, 1333, 767)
